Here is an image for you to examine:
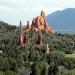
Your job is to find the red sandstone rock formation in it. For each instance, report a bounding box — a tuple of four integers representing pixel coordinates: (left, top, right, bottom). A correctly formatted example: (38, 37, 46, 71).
(31, 18, 36, 29)
(38, 30, 42, 46)
(19, 20, 29, 46)
(18, 10, 54, 46)
(26, 20, 30, 30)
(20, 20, 22, 29)
(23, 32, 29, 46)
(19, 20, 24, 46)
(31, 10, 54, 32)
(45, 44, 49, 54)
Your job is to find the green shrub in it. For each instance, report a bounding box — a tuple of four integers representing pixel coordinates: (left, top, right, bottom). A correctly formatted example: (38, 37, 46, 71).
(31, 61, 48, 75)
(47, 51, 65, 65)
(63, 57, 75, 69)
(5, 71, 18, 75)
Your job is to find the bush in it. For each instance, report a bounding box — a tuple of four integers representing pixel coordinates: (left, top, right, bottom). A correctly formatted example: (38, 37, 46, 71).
(29, 50, 41, 61)
(67, 69, 75, 75)
(31, 61, 48, 75)
(63, 57, 75, 69)
(0, 71, 19, 75)
(47, 51, 65, 65)
(0, 71, 4, 75)
(0, 56, 10, 71)
(48, 63, 58, 75)
(5, 71, 18, 75)
(23, 61, 30, 69)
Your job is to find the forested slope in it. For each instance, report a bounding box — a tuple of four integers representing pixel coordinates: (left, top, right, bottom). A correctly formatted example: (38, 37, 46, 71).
(0, 21, 75, 75)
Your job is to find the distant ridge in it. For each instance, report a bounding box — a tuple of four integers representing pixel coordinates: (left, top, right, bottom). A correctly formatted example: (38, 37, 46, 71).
(0, 20, 17, 32)
(46, 8, 75, 33)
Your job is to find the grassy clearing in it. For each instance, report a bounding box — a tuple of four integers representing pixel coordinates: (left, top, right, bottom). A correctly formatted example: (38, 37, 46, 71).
(66, 54, 75, 58)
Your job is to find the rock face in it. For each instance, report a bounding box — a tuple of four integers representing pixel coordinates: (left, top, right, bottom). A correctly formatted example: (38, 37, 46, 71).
(18, 10, 54, 46)
(45, 44, 49, 54)
(18, 20, 29, 46)
(31, 10, 54, 33)
(18, 20, 24, 46)
(38, 30, 42, 46)
(26, 20, 31, 30)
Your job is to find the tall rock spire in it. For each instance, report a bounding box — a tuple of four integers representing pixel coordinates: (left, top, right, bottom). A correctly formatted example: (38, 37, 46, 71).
(38, 30, 42, 46)
(18, 10, 54, 46)
(19, 20, 24, 46)
(20, 20, 22, 29)
(45, 44, 49, 54)
(23, 32, 27, 46)
(26, 20, 30, 30)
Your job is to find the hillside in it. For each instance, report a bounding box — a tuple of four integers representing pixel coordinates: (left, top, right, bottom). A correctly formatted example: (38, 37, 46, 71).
(0, 21, 75, 75)
(0, 21, 17, 32)
(0, 21, 18, 51)
(46, 8, 75, 33)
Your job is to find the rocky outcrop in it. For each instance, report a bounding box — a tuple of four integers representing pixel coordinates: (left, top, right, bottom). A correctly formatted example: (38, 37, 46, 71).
(31, 10, 54, 33)
(18, 10, 54, 47)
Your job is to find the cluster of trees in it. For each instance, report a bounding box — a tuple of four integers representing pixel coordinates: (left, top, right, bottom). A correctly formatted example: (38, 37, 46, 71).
(0, 21, 75, 75)
(30, 51, 75, 75)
